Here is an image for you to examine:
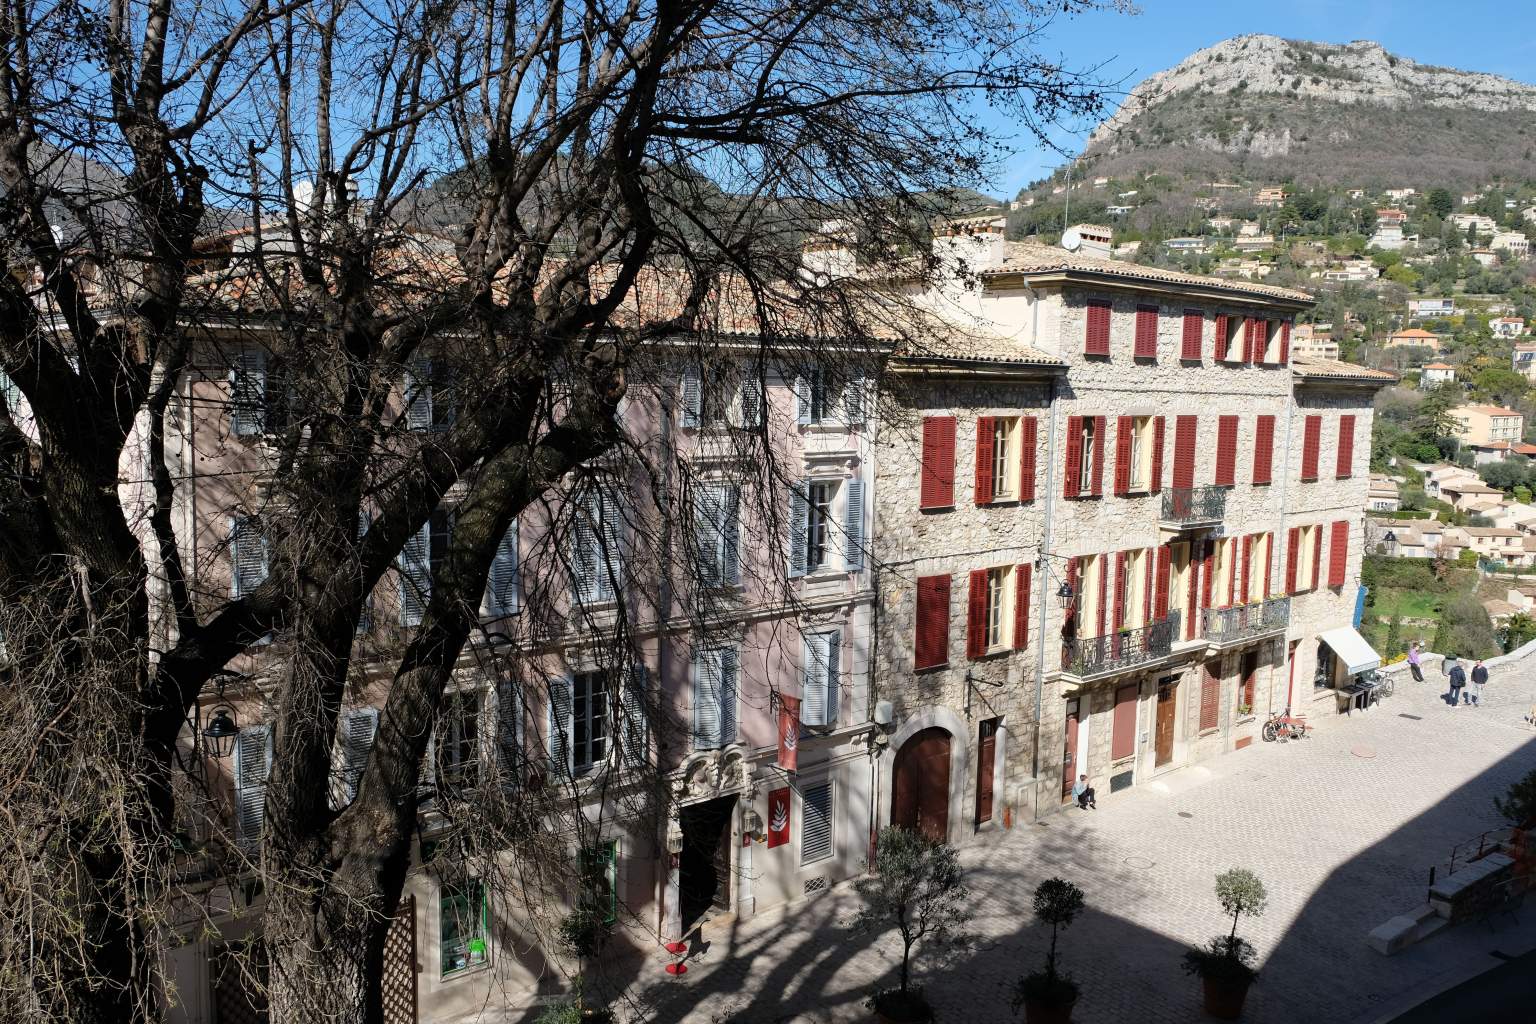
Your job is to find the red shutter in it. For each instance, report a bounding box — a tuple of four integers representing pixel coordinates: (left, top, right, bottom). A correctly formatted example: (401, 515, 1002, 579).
(1096, 556, 1108, 639)
(1187, 547, 1201, 640)
(1301, 415, 1321, 481)
(1224, 539, 1237, 607)
(1150, 417, 1165, 494)
(974, 417, 995, 505)
(1263, 534, 1273, 597)
(920, 416, 957, 508)
(1247, 317, 1263, 363)
(1091, 416, 1106, 496)
(1085, 300, 1111, 356)
(1241, 535, 1253, 605)
(1135, 305, 1158, 359)
(1173, 415, 1197, 489)
(1312, 527, 1323, 591)
(1063, 416, 1083, 499)
(1215, 415, 1238, 487)
(1329, 520, 1348, 587)
(1213, 314, 1229, 360)
(967, 569, 988, 659)
(1111, 684, 1138, 760)
(1155, 545, 1171, 619)
(1014, 563, 1031, 650)
(1112, 552, 1126, 632)
(1142, 550, 1154, 626)
(1201, 539, 1214, 611)
(914, 575, 951, 669)
(1285, 527, 1300, 594)
(1114, 415, 1134, 495)
(1336, 414, 1355, 479)
(1181, 309, 1203, 361)
(1279, 320, 1291, 365)
(1019, 415, 1038, 502)
(1253, 415, 1275, 485)
(1065, 556, 1080, 629)
(1200, 663, 1219, 732)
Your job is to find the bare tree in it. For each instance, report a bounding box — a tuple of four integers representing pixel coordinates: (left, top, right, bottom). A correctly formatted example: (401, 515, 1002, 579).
(0, 0, 1112, 1020)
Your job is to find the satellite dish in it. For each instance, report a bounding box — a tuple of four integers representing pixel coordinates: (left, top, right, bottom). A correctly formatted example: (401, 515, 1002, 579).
(1061, 226, 1083, 252)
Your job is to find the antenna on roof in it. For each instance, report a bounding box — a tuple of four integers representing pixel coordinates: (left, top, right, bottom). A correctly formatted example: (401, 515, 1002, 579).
(1061, 226, 1083, 252)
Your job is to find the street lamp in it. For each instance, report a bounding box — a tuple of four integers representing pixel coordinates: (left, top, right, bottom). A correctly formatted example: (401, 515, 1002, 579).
(199, 673, 241, 758)
(1055, 579, 1075, 608)
(1383, 529, 1399, 557)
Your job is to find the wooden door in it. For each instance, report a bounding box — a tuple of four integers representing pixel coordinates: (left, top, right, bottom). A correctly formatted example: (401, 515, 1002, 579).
(1061, 699, 1080, 802)
(975, 719, 998, 824)
(1154, 680, 1178, 767)
(1240, 649, 1260, 714)
(893, 727, 951, 842)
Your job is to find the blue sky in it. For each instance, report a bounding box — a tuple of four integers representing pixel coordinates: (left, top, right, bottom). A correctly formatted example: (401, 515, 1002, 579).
(990, 0, 1536, 196)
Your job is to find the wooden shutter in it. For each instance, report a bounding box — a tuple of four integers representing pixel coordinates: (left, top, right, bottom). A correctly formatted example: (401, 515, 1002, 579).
(1215, 415, 1238, 486)
(1245, 317, 1261, 363)
(1253, 415, 1275, 485)
(1114, 416, 1134, 495)
(496, 681, 523, 788)
(1213, 314, 1229, 361)
(231, 517, 268, 599)
(334, 707, 379, 808)
(1096, 556, 1108, 639)
(680, 365, 702, 427)
(1064, 416, 1083, 498)
(1328, 520, 1348, 587)
(1286, 527, 1300, 593)
(699, 484, 731, 586)
(967, 569, 988, 659)
(1312, 527, 1324, 590)
(1336, 415, 1356, 479)
(719, 648, 739, 746)
(1186, 547, 1200, 640)
(234, 725, 272, 851)
(1142, 549, 1154, 627)
(1150, 417, 1165, 494)
(794, 374, 813, 424)
(229, 348, 267, 437)
(920, 416, 957, 509)
(788, 482, 809, 578)
(1181, 309, 1203, 360)
(1014, 563, 1031, 650)
(549, 677, 573, 770)
(622, 666, 648, 768)
(974, 417, 995, 505)
(1279, 320, 1291, 364)
(1085, 299, 1111, 356)
(843, 376, 867, 424)
(802, 633, 831, 727)
(1112, 552, 1126, 632)
(739, 375, 763, 427)
(1241, 535, 1253, 605)
(844, 480, 864, 572)
(1173, 416, 1197, 489)
(1019, 416, 1038, 502)
(1135, 305, 1159, 359)
(1091, 416, 1106, 496)
(801, 782, 833, 864)
(1155, 546, 1171, 619)
(398, 520, 430, 625)
(914, 575, 951, 669)
(1111, 684, 1138, 760)
(1199, 663, 1219, 732)
(487, 521, 519, 615)
(1263, 536, 1273, 597)
(1200, 539, 1214, 611)
(1301, 415, 1322, 480)
(404, 359, 434, 431)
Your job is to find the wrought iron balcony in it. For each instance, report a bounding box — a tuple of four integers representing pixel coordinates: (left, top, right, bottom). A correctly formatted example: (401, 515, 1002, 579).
(1160, 486, 1226, 528)
(1063, 611, 1181, 679)
(1202, 596, 1290, 646)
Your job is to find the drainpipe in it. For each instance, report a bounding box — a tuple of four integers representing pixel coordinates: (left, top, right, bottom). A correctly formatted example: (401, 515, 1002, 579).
(1029, 279, 1060, 820)
(866, 386, 882, 864)
(1276, 329, 1297, 713)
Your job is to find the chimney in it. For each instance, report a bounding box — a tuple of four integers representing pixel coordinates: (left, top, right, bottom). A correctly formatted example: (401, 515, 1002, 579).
(931, 211, 1007, 273)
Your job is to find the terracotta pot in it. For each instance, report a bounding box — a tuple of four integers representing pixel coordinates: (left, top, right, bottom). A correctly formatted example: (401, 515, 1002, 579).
(1023, 994, 1077, 1024)
(1201, 975, 1252, 1020)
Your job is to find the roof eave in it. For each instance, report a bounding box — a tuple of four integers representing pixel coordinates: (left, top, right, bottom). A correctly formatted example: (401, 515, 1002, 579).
(890, 354, 1066, 380)
(983, 267, 1314, 311)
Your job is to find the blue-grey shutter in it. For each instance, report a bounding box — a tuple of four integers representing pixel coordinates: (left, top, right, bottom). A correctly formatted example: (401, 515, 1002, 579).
(487, 521, 519, 616)
(231, 517, 268, 598)
(719, 647, 739, 746)
(230, 349, 267, 436)
(496, 680, 522, 790)
(547, 678, 572, 777)
(622, 664, 648, 768)
(739, 376, 763, 428)
(823, 631, 841, 726)
(233, 725, 272, 851)
(843, 479, 865, 572)
(597, 488, 623, 601)
(404, 359, 433, 431)
(843, 375, 867, 424)
(696, 486, 722, 587)
(801, 634, 829, 727)
(721, 486, 740, 585)
(801, 781, 833, 864)
(398, 521, 430, 625)
(332, 708, 378, 808)
(691, 651, 720, 750)
(795, 374, 812, 425)
(681, 366, 702, 428)
(788, 482, 809, 578)
(572, 490, 599, 604)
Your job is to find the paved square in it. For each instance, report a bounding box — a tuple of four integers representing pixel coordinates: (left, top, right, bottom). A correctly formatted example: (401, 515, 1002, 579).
(621, 666, 1536, 1023)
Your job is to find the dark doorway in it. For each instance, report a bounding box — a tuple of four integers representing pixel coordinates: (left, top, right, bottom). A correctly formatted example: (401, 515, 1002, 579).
(1155, 678, 1178, 767)
(1062, 698, 1081, 803)
(679, 795, 735, 931)
(893, 727, 951, 841)
(975, 718, 999, 825)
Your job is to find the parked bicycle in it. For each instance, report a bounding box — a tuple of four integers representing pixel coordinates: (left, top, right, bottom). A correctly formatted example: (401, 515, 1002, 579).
(1261, 708, 1309, 743)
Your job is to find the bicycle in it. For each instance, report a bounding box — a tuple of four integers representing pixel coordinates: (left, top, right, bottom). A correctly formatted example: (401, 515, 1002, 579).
(1261, 707, 1309, 742)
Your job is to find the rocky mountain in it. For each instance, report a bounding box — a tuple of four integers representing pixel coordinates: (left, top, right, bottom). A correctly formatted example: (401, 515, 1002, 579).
(1065, 35, 1536, 191)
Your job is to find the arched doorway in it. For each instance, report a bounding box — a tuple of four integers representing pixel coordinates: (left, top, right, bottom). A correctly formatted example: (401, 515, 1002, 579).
(892, 727, 951, 841)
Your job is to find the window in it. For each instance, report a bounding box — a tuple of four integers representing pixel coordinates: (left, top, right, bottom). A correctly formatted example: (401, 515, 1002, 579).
(696, 483, 741, 587)
(692, 647, 739, 750)
(1247, 533, 1273, 603)
(806, 480, 835, 572)
(572, 486, 623, 604)
(801, 781, 833, 865)
(571, 671, 610, 772)
(796, 369, 828, 424)
(1181, 309, 1204, 360)
(1134, 305, 1159, 359)
(1063, 415, 1103, 498)
(1221, 315, 1242, 361)
(991, 418, 1012, 497)
(439, 878, 489, 977)
(399, 507, 452, 625)
(405, 358, 456, 432)
(580, 841, 619, 925)
(968, 565, 1028, 656)
(1118, 551, 1137, 628)
(1079, 418, 1095, 492)
(1287, 525, 1322, 594)
(485, 522, 519, 617)
(1214, 415, 1238, 487)
(975, 416, 1021, 504)
(437, 692, 482, 791)
(986, 568, 1009, 650)
(1336, 415, 1356, 479)
(1084, 299, 1111, 356)
(1300, 415, 1322, 481)
(230, 516, 269, 598)
(1252, 416, 1275, 486)
(914, 575, 951, 670)
(1115, 415, 1161, 495)
(1264, 320, 1283, 363)
(920, 416, 957, 509)
(802, 631, 841, 728)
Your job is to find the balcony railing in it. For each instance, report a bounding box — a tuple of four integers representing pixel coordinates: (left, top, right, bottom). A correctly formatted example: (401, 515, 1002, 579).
(1160, 486, 1227, 527)
(1063, 611, 1181, 678)
(1202, 596, 1291, 646)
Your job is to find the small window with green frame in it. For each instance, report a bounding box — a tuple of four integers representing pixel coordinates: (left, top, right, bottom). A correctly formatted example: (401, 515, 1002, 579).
(580, 840, 619, 926)
(439, 878, 489, 977)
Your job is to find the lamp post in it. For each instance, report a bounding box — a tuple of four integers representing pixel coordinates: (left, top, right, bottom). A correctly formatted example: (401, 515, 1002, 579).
(1384, 529, 1399, 558)
(199, 673, 242, 758)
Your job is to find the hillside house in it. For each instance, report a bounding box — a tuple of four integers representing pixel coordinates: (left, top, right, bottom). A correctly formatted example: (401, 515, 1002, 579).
(1384, 188, 1417, 202)
(1206, 216, 1236, 232)
(1443, 527, 1525, 565)
(1237, 221, 1262, 237)
(1385, 328, 1442, 352)
(1470, 248, 1498, 268)
(1420, 362, 1455, 385)
(1450, 404, 1525, 446)
(1375, 208, 1407, 227)
(1369, 225, 1410, 250)
(1366, 474, 1400, 511)
(1321, 260, 1379, 283)
(1491, 231, 1530, 259)
(1164, 237, 1208, 254)
(1409, 298, 1456, 318)
(1106, 205, 1134, 217)
(1449, 212, 1497, 235)
(1254, 186, 1287, 207)
(1513, 343, 1536, 382)
(1491, 317, 1526, 339)
(1233, 234, 1276, 253)
(1292, 325, 1340, 360)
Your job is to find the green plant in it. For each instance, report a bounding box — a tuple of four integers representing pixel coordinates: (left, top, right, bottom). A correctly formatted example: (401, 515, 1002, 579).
(1494, 768, 1536, 827)
(1183, 869, 1267, 984)
(1013, 879, 1085, 1012)
(855, 827, 968, 999)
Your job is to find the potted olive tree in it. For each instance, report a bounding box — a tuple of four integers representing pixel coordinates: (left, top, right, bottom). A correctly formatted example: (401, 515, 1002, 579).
(854, 826, 969, 1023)
(1182, 868, 1267, 1020)
(1012, 878, 1085, 1024)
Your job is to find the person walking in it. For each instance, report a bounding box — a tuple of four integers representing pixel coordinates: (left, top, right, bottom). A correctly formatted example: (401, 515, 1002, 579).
(1468, 659, 1489, 707)
(1446, 657, 1467, 707)
(1408, 641, 1424, 683)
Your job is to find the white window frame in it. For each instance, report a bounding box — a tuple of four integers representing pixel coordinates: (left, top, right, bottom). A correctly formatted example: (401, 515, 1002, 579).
(1128, 416, 1154, 492)
(990, 417, 1018, 500)
(439, 876, 489, 978)
(570, 670, 611, 774)
(437, 690, 483, 792)
(984, 566, 1014, 651)
(805, 479, 838, 573)
(1077, 418, 1095, 493)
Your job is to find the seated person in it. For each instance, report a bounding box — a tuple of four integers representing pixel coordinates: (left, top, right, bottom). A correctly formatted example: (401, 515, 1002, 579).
(1072, 774, 1096, 810)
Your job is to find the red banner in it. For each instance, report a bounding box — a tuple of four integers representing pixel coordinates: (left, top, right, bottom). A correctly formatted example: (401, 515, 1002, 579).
(776, 696, 800, 773)
(767, 786, 791, 849)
